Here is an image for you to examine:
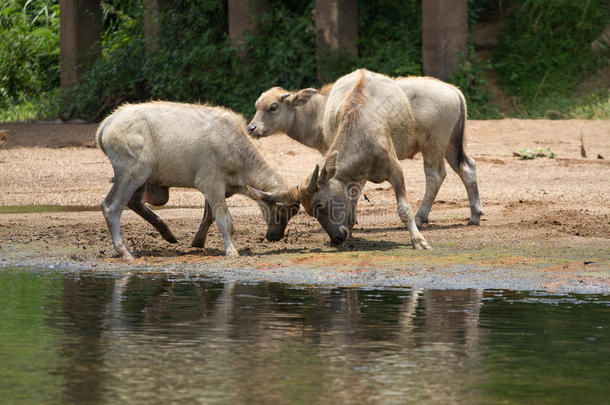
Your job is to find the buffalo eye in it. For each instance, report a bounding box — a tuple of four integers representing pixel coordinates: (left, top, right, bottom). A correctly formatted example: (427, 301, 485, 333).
(268, 103, 278, 112)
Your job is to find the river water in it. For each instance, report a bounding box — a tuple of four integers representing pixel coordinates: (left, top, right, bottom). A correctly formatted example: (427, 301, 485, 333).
(1, 267, 608, 404)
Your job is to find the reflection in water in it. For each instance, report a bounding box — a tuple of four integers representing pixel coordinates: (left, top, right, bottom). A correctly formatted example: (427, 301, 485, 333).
(94, 280, 485, 404)
(56, 276, 114, 404)
(0, 270, 608, 405)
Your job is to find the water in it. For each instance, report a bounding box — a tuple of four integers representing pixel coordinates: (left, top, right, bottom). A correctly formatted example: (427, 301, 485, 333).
(0, 268, 608, 404)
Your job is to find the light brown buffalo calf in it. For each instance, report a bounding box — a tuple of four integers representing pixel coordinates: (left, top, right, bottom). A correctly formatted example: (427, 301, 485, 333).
(97, 102, 299, 259)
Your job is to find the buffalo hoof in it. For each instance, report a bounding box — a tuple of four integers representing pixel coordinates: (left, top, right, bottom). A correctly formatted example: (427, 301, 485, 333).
(468, 211, 483, 226)
(415, 215, 429, 228)
(191, 240, 204, 248)
(119, 252, 135, 261)
(412, 237, 432, 250)
(225, 249, 240, 257)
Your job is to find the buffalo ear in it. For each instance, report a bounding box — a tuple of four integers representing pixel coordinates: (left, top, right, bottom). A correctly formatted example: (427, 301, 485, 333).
(287, 88, 317, 106)
(319, 151, 337, 183)
(306, 165, 320, 194)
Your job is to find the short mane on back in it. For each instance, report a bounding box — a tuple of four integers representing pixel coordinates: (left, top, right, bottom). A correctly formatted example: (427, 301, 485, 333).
(319, 83, 333, 95)
(341, 69, 367, 132)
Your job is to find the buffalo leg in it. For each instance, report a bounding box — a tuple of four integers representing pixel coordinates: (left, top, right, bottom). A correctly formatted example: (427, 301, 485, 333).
(445, 149, 483, 225)
(127, 186, 177, 243)
(101, 173, 149, 260)
(416, 147, 447, 227)
(347, 180, 365, 236)
(201, 188, 239, 257)
(192, 200, 215, 248)
(387, 161, 432, 250)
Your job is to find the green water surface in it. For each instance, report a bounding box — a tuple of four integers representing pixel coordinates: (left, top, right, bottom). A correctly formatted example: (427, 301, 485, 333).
(0, 268, 608, 404)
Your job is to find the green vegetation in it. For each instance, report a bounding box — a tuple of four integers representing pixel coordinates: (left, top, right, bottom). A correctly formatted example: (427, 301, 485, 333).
(0, 0, 60, 121)
(512, 147, 557, 160)
(0, 0, 608, 122)
(492, 0, 609, 118)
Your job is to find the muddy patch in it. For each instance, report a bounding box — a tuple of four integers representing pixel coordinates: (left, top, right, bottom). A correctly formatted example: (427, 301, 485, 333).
(524, 209, 610, 238)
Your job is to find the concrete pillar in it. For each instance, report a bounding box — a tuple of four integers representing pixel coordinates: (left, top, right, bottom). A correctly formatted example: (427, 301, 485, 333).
(59, 0, 102, 88)
(143, 0, 160, 55)
(228, 0, 269, 53)
(422, 0, 468, 80)
(315, 0, 358, 82)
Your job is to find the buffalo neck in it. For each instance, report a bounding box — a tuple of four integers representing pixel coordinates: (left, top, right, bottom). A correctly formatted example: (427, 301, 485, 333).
(287, 94, 329, 154)
(240, 138, 289, 196)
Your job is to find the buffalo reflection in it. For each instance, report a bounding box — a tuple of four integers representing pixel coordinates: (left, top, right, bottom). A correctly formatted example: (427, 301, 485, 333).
(53, 275, 484, 404)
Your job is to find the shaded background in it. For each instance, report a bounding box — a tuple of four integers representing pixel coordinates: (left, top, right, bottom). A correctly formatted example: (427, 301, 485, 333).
(0, 0, 608, 122)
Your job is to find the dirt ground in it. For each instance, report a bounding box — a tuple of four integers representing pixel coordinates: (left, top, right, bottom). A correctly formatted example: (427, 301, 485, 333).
(0, 119, 609, 291)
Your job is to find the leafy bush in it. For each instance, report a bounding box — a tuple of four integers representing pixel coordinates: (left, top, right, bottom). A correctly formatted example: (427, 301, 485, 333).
(244, 1, 317, 101)
(449, 50, 500, 119)
(60, 35, 146, 120)
(146, 0, 235, 102)
(355, 0, 421, 77)
(59, 1, 145, 119)
(0, 0, 59, 120)
(493, 0, 609, 114)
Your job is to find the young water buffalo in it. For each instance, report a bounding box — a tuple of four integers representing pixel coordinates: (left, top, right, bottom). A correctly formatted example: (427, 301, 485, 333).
(248, 74, 483, 227)
(299, 69, 432, 249)
(96, 102, 300, 259)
